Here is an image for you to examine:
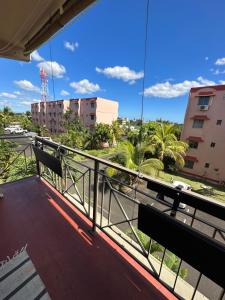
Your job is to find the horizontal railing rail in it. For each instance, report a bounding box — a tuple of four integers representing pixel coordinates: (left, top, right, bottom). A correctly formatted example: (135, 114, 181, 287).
(35, 136, 225, 221)
(34, 136, 225, 300)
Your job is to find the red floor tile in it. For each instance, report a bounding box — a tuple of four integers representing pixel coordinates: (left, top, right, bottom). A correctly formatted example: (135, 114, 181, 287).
(0, 176, 176, 300)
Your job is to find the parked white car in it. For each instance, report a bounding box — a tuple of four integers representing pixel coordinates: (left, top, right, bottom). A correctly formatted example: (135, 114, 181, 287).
(171, 180, 192, 209)
(4, 126, 27, 134)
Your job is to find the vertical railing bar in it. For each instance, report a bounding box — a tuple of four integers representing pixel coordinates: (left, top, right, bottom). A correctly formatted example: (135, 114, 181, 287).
(92, 160, 99, 232)
(191, 273, 202, 300)
(82, 173, 85, 207)
(219, 289, 225, 300)
(190, 208, 197, 227)
(212, 228, 217, 239)
(147, 238, 153, 256)
(158, 248, 166, 278)
(172, 258, 183, 291)
(88, 169, 91, 218)
(108, 189, 112, 226)
(100, 175, 105, 228)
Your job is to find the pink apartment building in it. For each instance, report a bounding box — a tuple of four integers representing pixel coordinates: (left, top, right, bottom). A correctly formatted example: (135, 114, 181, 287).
(31, 97, 118, 133)
(181, 84, 225, 183)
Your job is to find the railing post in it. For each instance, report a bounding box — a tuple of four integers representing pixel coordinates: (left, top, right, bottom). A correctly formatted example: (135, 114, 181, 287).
(92, 160, 99, 232)
(170, 192, 180, 218)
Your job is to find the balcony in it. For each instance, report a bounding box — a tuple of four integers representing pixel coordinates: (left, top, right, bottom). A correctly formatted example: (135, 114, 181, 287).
(0, 136, 225, 300)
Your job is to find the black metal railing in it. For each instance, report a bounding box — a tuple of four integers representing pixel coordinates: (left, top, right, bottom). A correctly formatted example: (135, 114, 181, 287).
(0, 135, 36, 183)
(31, 136, 225, 299)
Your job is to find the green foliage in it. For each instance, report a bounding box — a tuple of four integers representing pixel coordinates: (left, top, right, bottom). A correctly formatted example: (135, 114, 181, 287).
(88, 123, 113, 149)
(63, 108, 74, 131)
(106, 141, 164, 185)
(145, 123, 188, 170)
(56, 116, 90, 149)
(111, 120, 124, 144)
(0, 106, 14, 128)
(0, 140, 17, 171)
(1, 156, 36, 183)
(131, 229, 188, 280)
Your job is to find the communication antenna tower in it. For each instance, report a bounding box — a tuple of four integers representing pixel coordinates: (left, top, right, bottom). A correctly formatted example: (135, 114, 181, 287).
(40, 68, 48, 102)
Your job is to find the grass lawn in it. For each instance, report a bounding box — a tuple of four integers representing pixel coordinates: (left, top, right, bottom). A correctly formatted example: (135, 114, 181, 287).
(158, 171, 225, 204)
(72, 147, 117, 161)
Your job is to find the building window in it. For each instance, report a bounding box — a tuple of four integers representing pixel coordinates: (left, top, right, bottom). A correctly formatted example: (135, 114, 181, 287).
(91, 102, 95, 108)
(214, 168, 219, 172)
(189, 140, 199, 149)
(184, 160, 194, 169)
(198, 96, 210, 106)
(216, 120, 222, 125)
(210, 142, 216, 148)
(90, 114, 95, 120)
(193, 119, 204, 128)
(204, 163, 210, 168)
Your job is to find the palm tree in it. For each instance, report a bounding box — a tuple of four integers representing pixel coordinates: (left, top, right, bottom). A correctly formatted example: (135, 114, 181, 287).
(146, 123, 188, 169)
(106, 141, 164, 184)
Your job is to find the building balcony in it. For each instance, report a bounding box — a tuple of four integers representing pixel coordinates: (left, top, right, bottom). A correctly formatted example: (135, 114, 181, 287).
(0, 136, 224, 300)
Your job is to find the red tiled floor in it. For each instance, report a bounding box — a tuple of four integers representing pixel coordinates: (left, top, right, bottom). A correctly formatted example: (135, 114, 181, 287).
(0, 176, 176, 300)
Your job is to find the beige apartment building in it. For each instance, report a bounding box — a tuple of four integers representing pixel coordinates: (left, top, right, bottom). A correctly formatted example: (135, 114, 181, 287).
(31, 97, 118, 133)
(181, 84, 225, 183)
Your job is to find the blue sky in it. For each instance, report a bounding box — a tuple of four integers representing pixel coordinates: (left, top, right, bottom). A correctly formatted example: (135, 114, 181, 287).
(1, 0, 225, 122)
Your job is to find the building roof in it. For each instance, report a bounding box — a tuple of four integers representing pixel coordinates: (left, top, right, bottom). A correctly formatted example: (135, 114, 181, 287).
(191, 84, 225, 93)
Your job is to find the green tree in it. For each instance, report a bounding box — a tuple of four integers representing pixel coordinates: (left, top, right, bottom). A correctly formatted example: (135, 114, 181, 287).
(146, 123, 188, 169)
(89, 123, 113, 149)
(111, 120, 123, 145)
(63, 108, 73, 132)
(106, 141, 164, 185)
(0, 106, 14, 128)
(56, 116, 90, 149)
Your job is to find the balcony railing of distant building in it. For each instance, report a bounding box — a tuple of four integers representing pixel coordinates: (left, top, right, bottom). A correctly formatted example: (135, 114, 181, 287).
(0, 135, 225, 299)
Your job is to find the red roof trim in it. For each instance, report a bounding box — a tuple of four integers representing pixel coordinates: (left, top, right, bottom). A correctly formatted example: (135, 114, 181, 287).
(191, 115, 210, 120)
(197, 91, 215, 96)
(187, 136, 204, 142)
(185, 155, 198, 162)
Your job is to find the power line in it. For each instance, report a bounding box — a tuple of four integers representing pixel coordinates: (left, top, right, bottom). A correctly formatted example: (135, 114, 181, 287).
(49, 41, 56, 101)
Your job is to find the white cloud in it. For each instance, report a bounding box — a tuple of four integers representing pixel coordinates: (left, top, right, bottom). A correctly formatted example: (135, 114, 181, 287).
(37, 61, 66, 78)
(212, 69, 225, 75)
(205, 56, 209, 61)
(70, 79, 100, 94)
(64, 41, 79, 52)
(60, 89, 70, 96)
(31, 50, 44, 62)
(144, 77, 216, 98)
(0, 100, 10, 106)
(0, 92, 17, 98)
(14, 91, 22, 95)
(20, 101, 33, 106)
(96, 66, 144, 84)
(215, 57, 225, 65)
(14, 80, 40, 93)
